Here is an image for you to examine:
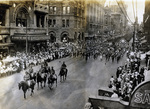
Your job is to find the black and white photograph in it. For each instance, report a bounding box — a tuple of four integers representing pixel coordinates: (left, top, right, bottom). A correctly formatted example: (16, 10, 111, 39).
(0, 0, 149, 109)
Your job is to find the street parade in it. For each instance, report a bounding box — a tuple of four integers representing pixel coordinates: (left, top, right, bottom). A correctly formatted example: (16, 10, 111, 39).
(0, 0, 150, 109)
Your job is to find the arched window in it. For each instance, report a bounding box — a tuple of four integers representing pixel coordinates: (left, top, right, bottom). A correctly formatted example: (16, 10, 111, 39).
(16, 10, 27, 27)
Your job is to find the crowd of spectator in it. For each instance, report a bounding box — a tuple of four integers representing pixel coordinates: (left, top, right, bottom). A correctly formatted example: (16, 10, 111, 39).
(109, 51, 145, 101)
(0, 56, 21, 77)
(0, 42, 80, 78)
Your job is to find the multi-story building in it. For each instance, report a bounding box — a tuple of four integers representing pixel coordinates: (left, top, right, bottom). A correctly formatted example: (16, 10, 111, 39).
(0, 0, 86, 52)
(103, 5, 111, 35)
(104, 0, 127, 36)
(84, 0, 105, 37)
(45, 0, 85, 43)
(0, 0, 108, 54)
(143, 0, 150, 44)
(0, 0, 50, 53)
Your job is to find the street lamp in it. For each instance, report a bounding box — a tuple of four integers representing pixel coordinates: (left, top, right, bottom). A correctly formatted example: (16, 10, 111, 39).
(46, 1, 49, 36)
(26, 15, 28, 54)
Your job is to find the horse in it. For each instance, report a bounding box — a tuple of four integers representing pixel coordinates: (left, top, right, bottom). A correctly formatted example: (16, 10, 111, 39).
(18, 80, 35, 99)
(47, 74, 57, 90)
(36, 72, 47, 89)
(59, 68, 68, 82)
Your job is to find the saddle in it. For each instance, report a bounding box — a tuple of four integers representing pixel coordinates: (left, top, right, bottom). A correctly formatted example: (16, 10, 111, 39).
(60, 68, 67, 76)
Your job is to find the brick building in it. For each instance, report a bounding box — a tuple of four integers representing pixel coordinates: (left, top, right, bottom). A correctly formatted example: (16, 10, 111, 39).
(84, 0, 106, 37)
(45, 0, 85, 43)
(104, 0, 127, 36)
(0, 0, 108, 53)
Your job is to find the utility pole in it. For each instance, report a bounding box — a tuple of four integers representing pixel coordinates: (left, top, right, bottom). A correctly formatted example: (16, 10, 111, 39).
(133, 0, 138, 52)
(133, 23, 135, 52)
(46, 0, 49, 36)
(26, 19, 28, 54)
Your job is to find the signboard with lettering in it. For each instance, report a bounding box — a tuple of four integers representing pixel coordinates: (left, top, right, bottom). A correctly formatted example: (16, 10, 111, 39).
(130, 81, 150, 108)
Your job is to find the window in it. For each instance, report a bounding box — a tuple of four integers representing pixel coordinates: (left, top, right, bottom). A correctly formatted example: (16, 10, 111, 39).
(74, 7, 77, 15)
(66, 19, 69, 27)
(79, 9, 81, 16)
(53, 7, 57, 14)
(90, 24, 92, 29)
(36, 14, 45, 28)
(41, 16, 44, 27)
(16, 11, 27, 27)
(62, 19, 65, 27)
(48, 19, 52, 27)
(74, 20, 77, 28)
(49, 19, 56, 27)
(50, 7, 53, 14)
(53, 19, 56, 27)
(63, 7, 66, 14)
(67, 7, 70, 14)
(105, 18, 108, 25)
(0, 13, 4, 26)
(77, 21, 80, 28)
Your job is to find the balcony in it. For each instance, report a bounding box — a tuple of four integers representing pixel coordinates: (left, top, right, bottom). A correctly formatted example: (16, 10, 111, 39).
(34, 3, 48, 14)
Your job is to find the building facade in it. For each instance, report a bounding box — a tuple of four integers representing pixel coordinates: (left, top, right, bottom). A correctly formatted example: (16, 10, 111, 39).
(104, 0, 127, 36)
(45, 0, 85, 43)
(143, 0, 150, 44)
(84, 0, 105, 37)
(0, 0, 109, 53)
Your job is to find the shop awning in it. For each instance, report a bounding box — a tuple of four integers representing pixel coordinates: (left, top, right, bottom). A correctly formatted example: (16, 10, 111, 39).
(12, 34, 50, 42)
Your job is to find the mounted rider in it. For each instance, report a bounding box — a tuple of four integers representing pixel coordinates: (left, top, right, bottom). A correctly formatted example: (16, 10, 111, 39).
(48, 66, 57, 83)
(23, 71, 31, 86)
(59, 62, 68, 82)
(51, 66, 55, 75)
(61, 61, 67, 69)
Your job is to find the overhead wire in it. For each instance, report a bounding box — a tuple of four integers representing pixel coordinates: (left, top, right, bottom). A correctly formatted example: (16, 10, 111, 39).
(115, 0, 133, 24)
(119, 0, 134, 24)
(136, 0, 138, 23)
(132, 0, 136, 21)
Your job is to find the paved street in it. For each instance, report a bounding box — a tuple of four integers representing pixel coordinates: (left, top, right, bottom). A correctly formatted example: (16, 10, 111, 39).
(0, 55, 127, 109)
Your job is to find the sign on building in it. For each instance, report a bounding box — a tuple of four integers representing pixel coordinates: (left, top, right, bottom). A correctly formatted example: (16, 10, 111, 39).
(130, 81, 150, 108)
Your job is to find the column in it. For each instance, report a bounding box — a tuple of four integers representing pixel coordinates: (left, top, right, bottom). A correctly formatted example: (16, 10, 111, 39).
(39, 16, 41, 27)
(5, 9, 9, 27)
